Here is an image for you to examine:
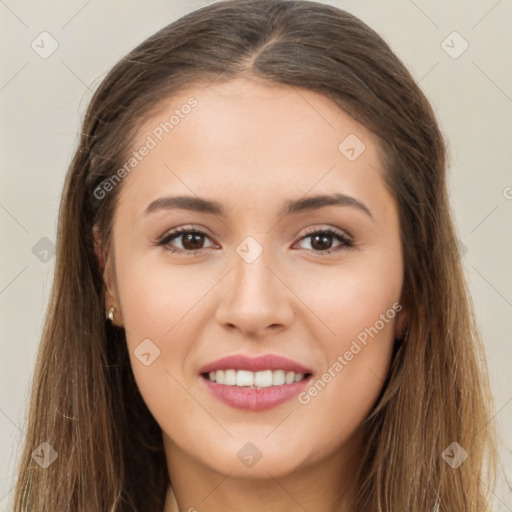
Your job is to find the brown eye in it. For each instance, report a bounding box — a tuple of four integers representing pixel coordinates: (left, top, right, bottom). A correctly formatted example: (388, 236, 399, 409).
(309, 233, 334, 251)
(180, 232, 206, 250)
(158, 228, 215, 253)
(296, 228, 353, 254)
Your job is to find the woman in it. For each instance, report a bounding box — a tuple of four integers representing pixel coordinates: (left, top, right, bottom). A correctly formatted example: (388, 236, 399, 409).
(13, 0, 497, 510)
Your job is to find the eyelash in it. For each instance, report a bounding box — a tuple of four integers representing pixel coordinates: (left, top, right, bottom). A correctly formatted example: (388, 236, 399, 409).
(157, 226, 354, 256)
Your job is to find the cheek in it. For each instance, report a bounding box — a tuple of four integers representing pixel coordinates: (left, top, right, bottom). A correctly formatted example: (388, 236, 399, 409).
(291, 247, 402, 435)
(113, 253, 211, 420)
(116, 251, 215, 340)
(291, 245, 403, 343)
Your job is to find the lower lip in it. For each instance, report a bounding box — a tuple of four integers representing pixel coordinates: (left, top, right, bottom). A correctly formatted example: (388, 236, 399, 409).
(200, 375, 313, 411)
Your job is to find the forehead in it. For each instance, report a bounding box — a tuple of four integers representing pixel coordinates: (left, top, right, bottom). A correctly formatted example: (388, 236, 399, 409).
(117, 76, 392, 220)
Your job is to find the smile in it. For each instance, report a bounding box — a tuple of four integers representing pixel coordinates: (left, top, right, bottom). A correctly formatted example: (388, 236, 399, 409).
(198, 353, 314, 411)
(205, 369, 308, 388)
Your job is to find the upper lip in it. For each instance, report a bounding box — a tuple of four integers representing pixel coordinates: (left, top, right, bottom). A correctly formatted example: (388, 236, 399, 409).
(199, 354, 314, 375)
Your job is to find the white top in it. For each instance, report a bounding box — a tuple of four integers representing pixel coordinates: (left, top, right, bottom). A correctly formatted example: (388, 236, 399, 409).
(163, 486, 179, 512)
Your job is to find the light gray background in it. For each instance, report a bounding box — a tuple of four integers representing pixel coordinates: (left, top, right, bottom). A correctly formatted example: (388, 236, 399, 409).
(1, 1, 511, 510)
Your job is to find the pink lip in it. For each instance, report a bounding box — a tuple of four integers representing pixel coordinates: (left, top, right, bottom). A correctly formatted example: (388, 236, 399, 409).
(198, 353, 313, 374)
(198, 353, 314, 411)
(200, 376, 313, 411)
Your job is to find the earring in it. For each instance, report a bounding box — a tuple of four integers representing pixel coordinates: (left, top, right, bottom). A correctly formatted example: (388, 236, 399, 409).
(108, 307, 115, 323)
(402, 328, 409, 342)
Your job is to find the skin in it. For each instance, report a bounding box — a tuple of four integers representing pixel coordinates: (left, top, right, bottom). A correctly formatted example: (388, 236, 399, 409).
(99, 76, 408, 512)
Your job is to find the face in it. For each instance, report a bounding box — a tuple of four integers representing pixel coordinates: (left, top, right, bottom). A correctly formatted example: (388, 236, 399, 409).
(102, 76, 407, 480)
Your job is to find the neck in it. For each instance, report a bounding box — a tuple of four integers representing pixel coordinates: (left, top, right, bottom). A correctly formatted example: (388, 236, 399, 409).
(163, 432, 361, 512)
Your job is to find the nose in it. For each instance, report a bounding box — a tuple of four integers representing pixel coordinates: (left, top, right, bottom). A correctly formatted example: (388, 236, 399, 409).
(214, 248, 294, 338)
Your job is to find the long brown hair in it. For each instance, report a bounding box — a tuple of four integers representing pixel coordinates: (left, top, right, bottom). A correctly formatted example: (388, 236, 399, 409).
(12, 0, 497, 510)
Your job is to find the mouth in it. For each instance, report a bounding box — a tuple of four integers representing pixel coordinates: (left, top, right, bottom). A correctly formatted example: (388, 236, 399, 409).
(198, 354, 314, 411)
(201, 369, 311, 388)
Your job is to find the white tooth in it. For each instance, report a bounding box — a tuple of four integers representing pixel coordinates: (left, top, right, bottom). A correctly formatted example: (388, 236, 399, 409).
(272, 369, 286, 386)
(254, 370, 273, 388)
(224, 369, 236, 386)
(211, 369, 305, 386)
(236, 370, 254, 387)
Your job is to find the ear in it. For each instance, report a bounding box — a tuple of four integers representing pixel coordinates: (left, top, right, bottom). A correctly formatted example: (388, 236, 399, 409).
(93, 225, 106, 275)
(394, 302, 409, 340)
(93, 226, 123, 325)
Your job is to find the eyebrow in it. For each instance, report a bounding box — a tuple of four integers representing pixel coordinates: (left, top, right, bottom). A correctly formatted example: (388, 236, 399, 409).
(143, 193, 373, 220)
